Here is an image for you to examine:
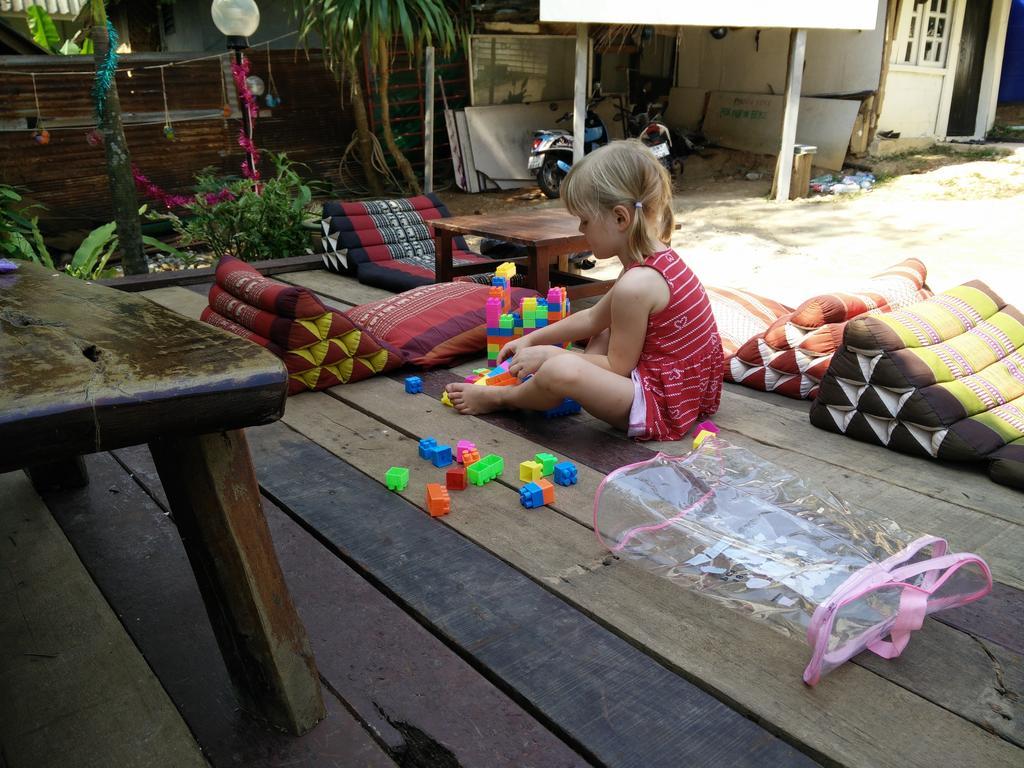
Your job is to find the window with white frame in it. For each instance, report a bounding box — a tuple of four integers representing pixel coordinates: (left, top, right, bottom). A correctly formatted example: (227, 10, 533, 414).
(895, 0, 955, 68)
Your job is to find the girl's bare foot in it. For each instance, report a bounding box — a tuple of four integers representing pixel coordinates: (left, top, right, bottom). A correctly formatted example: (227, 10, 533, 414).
(445, 382, 508, 415)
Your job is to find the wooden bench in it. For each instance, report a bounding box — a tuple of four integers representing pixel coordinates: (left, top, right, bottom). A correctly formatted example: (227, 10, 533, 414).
(0, 262, 325, 735)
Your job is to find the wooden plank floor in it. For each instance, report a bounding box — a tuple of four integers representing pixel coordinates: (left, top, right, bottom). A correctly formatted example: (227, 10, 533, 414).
(0, 472, 207, 768)
(94, 270, 1024, 767)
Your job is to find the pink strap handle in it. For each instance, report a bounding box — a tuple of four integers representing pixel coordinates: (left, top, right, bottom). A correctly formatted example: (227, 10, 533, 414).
(803, 537, 991, 686)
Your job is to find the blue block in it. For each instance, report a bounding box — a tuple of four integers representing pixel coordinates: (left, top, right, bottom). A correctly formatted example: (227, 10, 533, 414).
(405, 376, 423, 394)
(553, 461, 578, 486)
(429, 445, 453, 468)
(542, 398, 582, 419)
(418, 437, 437, 459)
(519, 482, 544, 508)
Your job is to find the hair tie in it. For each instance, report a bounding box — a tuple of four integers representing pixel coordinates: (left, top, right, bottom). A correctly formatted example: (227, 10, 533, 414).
(634, 201, 643, 209)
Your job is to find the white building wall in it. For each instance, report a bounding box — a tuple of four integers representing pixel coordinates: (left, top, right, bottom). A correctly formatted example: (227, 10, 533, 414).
(878, 69, 946, 136)
(675, 0, 886, 96)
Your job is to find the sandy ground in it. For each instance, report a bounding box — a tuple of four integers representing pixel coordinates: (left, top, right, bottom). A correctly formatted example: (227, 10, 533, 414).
(439, 144, 1024, 309)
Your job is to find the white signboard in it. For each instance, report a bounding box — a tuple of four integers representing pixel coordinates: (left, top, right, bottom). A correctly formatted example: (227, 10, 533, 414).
(539, 0, 880, 30)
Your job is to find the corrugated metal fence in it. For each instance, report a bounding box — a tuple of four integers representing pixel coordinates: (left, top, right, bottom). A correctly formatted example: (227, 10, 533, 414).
(0, 50, 355, 227)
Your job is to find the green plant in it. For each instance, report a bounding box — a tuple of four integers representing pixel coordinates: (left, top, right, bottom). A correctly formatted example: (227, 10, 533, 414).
(0, 185, 54, 267)
(292, 0, 464, 195)
(65, 221, 118, 279)
(26, 6, 93, 54)
(156, 152, 319, 263)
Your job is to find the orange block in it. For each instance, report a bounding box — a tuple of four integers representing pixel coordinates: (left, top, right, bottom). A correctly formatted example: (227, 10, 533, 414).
(485, 372, 519, 387)
(461, 449, 481, 467)
(537, 478, 555, 505)
(425, 483, 450, 517)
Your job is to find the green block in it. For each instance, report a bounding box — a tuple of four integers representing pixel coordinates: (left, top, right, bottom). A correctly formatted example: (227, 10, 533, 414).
(534, 452, 557, 476)
(385, 466, 409, 491)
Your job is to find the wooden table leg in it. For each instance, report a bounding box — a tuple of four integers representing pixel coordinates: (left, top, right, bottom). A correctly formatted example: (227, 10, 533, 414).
(149, 429, 325, 735)
(527, 244, 553, 296)
(27, 455, 89, 492)
(435, 231, 454, 283)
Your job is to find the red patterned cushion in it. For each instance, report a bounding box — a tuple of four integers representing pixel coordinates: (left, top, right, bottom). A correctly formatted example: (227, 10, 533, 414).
(203, 273, 405, 394)
(729, 259, 932, 399)
(706, 286, 793, 359)
(215, 254, 325, 318)
(344, 282, 539, 368)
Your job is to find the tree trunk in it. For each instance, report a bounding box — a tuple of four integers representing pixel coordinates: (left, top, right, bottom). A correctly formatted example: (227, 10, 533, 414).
(91, 2, 147, 275)
(378, 39, 421, 195)
(346, 53, 385, 197)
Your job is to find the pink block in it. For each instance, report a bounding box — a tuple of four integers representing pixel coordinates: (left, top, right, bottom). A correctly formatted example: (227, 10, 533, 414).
(456, 440, 477, 463)
(695, 420, 720, 435)
(486, 296, 502, 327)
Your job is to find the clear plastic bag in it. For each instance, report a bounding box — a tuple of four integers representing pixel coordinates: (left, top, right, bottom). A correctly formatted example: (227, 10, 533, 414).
(593, 437, 992, 684)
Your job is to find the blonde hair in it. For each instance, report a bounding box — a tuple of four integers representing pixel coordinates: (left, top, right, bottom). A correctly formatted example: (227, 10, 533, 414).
(562, 139, 674, 265)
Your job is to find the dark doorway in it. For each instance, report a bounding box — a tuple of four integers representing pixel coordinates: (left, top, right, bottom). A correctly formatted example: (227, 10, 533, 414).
(947, 0, 993, 136)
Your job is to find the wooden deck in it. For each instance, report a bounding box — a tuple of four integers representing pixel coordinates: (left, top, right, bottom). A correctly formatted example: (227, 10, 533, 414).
(5, 266, 1022, 767)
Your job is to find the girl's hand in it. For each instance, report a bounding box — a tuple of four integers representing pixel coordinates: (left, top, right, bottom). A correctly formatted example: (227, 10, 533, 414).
(508, 345, 561, 380)
(496, 335, 532, 365)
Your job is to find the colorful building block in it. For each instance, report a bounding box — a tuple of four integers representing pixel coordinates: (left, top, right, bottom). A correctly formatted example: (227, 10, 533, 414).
(467, 454, 504, 486)
(418, 437, 437, 459)
(446, 466, 467, 491)
(441, 390, 453, 407)
(425, 483, 450, 517)
(695, 420, 720, 435)
(404, 376, 423, 394)
(520, 478, 555, 508)
(692, 429, 716, 449)
(456, 440, 476, 463)
(485, 267, 572, 365)
(461, 449, 481, 467)
(534, 452, 557, 476)
(553, 461, 578, 486)
(536, 478, 555, 504)
(385, 466, 409, 492)
(519, 482, 544, 508)
(542, 398, 582, 418)
(519, 460, 542, 483)
(428, 444, 453, 468)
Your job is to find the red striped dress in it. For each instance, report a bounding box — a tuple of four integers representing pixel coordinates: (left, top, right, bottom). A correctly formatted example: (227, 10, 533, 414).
(628, 249, 723, 441)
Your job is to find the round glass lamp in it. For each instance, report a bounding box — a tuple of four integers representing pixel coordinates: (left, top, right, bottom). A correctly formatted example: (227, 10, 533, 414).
(211, 0, 260, 48)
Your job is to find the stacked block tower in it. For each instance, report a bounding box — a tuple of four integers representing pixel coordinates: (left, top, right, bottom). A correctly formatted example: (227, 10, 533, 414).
(486, 262, 571, 366)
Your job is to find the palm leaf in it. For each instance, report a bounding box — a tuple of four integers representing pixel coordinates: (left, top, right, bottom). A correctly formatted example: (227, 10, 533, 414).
(26, 7, 61, 53)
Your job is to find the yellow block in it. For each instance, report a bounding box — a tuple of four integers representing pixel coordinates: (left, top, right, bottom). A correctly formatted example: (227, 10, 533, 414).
(519, 460, 542, 483)
(441, 391, 453, 407)
(692, 429, 715, 449)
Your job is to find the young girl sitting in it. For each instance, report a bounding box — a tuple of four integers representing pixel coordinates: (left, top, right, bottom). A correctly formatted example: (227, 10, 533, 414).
(445, 140, 723, 441)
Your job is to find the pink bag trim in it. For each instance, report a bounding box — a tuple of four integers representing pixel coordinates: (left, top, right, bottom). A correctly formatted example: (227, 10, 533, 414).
(802, 536, 992, 685)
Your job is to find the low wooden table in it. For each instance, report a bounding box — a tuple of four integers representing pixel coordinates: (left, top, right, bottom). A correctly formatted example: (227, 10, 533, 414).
(0, 263, 325, 736)
(433, 208, 613, 300)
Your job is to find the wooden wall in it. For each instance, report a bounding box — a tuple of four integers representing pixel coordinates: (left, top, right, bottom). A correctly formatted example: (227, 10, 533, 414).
(0, 50, 354, 229)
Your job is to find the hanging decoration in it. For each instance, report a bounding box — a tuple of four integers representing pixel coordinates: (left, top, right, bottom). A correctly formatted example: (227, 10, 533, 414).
(159, 67, 175, 140)
(91, 20, 119, 123)
(263, 43, 281, 108)
(29, 74, 50, 144)
(230, 54, 261, 182)
(132, 166, 236, 209)
(219, 57, 232, 117)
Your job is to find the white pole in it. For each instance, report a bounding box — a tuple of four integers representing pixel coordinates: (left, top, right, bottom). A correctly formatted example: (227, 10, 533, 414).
(424, 46, 435, 193)
(774, 28, 807, 202)
(573, 23, 588, 165)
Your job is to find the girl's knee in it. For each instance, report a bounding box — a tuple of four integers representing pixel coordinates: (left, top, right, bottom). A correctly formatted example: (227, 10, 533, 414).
(585, 329, 610, 355)
(535, 354, 584, 392)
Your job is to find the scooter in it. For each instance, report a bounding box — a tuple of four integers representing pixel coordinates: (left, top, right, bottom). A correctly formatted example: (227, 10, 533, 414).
(529, 94, 610, 199)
